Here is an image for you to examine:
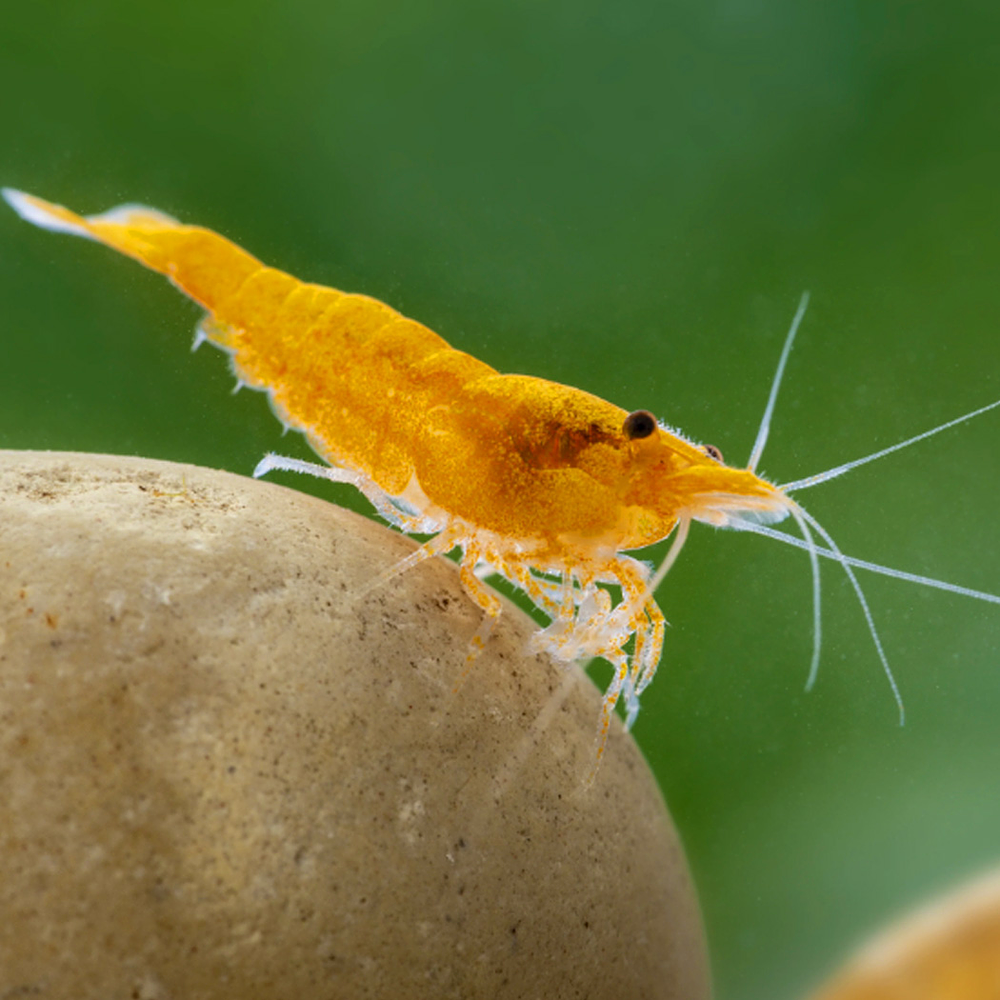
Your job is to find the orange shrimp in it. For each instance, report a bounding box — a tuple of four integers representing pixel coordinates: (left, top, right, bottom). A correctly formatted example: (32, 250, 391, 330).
(6, 188, 1000, 770)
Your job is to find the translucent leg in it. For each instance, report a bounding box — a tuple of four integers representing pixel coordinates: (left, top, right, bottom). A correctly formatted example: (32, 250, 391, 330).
(354, 523, 465, 601)
(502, 560, 564, 619)
(254, 451, 361, 485)
(587, 648, 629, 785)
(610, 550, 674, 726)
(455, 544, 503, 689)
(253, 452, 429, 532)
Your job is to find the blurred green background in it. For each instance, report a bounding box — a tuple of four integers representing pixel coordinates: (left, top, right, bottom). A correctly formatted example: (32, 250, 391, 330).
(2, 1, 999, 996)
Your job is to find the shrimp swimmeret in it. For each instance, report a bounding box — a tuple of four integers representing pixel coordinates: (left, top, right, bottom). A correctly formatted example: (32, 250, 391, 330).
(6, 188, 1000, 769)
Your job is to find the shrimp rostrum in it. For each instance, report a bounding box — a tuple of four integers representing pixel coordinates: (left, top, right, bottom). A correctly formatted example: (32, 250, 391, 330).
(8, 189, 1000, 769)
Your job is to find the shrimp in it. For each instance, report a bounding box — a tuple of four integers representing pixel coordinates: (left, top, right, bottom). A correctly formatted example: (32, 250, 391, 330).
(6, 188, 1000, 772)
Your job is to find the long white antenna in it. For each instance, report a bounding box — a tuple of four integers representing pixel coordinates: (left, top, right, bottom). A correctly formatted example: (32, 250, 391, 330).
(646, 516, 692, 597)
(730, 518, 1000, 605)
(796, 506, 904, 724)
(748, 291, 810, 472)
(781, 396, 1000, 493)
(784, 503, 823, 691)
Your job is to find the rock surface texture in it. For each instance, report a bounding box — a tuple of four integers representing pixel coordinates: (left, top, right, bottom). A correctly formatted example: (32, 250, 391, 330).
(0, 451, 708, 1000)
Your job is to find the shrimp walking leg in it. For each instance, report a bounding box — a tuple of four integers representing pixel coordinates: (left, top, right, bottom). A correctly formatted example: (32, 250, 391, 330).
(254, 453, 434, 533)
(456, 544, 504, 687)
(501, 561, 565, 619)
(589, 649, 631, 782)
(606, 557, 668, 728)
(355, 524, 466, 601)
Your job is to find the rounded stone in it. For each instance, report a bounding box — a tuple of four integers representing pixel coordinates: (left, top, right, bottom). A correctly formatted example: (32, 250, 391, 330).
(0, 451, 709, 1000)
(807, 867, 1000, 1000)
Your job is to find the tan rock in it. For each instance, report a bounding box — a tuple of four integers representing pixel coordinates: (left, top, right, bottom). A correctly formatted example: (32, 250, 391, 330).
(0, 451, 708, 1000)
(806, 867, 1000, 1000)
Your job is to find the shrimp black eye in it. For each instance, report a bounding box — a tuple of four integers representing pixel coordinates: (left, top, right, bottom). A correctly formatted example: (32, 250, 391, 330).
(623, 410, 657, 440)
(703, 444, 724, 463)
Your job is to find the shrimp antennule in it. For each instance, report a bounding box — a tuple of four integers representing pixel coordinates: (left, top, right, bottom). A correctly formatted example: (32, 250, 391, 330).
(782, 501, 823, 691)
(730, 519, 1000, 606)
(795, 502, 903, 723)
(743, 293, 825, 697)
(748, 291, 811, 473)
(780, 396, 1000, 494)
(744, 308, 1000, 716)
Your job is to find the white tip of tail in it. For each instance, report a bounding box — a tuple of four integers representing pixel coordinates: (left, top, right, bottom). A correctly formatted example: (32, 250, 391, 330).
(3, 187, 180, 237)
(2, 187, 92, 238)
